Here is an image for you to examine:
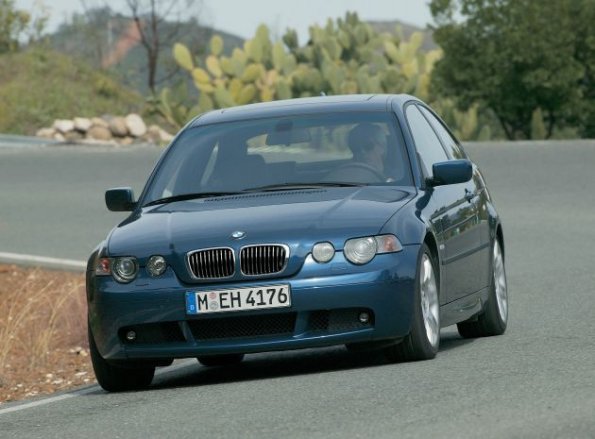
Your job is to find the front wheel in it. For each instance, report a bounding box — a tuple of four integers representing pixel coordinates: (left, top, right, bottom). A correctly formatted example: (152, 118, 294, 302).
(457, 239, 508, 338)
(384, 244, 440, 362)
(89, 324, 155, 392)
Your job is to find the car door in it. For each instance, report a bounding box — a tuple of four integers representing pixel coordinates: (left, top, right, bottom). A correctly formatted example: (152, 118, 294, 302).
(418, 106, 491, 295)
(405, 104, 482, 303)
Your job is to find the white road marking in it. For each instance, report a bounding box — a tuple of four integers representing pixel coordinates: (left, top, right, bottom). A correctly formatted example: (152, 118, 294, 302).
(0, 387, 97, 415)
(0, 359, 197, 415)
(0, 252, 86, 271)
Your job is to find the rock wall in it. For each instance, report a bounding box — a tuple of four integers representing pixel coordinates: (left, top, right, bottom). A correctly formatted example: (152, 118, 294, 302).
(36, 114, 174, 145)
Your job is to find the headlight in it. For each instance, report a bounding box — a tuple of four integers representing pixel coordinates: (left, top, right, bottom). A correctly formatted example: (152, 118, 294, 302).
(112, 257, 138, 283)
(312, 242, 335, 263)
(344, 237, 377, 265)
(146, 255, 167, 277)
(344, 234, 402, 265)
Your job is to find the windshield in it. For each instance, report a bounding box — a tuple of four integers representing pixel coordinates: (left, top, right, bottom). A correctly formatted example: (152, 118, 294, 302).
(142, 111, 413, 205)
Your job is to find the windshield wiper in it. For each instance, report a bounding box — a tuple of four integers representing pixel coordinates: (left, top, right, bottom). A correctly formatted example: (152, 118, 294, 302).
(243, 182, 365, 193)
(143, 192, 243, 207)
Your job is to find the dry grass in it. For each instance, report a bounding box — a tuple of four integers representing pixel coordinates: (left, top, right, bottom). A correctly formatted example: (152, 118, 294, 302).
(0, 265, 94, 403)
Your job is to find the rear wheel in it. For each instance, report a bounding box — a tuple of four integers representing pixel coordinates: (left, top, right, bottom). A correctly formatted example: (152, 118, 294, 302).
(88, 324, 155, 392)
(197, 354, 245, 367)
(384, 244, 440, 362)
(457, 239, 508, 338)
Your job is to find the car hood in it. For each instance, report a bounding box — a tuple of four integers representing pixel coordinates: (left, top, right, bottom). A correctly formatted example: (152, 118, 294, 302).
(107, 187, 414, 283)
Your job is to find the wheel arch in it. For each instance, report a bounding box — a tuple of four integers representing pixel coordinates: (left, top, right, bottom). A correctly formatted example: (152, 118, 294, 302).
(422, 231, 441, 285)
(495, 223, 505, 260)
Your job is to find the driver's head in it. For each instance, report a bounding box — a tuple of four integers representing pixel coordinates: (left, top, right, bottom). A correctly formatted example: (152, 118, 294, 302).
(348, 123, 387, 171)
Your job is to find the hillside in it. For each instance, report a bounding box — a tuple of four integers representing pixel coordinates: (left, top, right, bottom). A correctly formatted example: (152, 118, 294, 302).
(48, 11, 435, 97)
(49, 10, 245, 96)
(0, 48, 143, 135)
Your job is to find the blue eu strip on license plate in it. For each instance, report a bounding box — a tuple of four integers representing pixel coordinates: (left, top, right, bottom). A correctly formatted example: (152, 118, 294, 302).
(185, 284, 291, 315)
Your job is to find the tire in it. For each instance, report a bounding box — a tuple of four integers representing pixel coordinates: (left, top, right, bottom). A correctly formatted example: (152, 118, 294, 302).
(457, 239, 508, 338)
(384, 243, 440, 362)
(197, 354, 245, 367)
(88, 324, 155, 392)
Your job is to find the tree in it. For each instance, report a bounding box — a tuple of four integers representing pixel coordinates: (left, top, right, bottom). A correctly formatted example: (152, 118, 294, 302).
(124, 0, 199, 95)
(571, 0, 595, 138)
(0, 0, 30, 53)
(429, 0, 595, 139)
(0, 0, 48, 54)
(75, 1, 202, 95)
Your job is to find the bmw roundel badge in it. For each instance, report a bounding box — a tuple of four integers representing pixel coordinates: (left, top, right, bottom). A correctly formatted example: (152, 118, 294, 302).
(231, 230, 246, 239)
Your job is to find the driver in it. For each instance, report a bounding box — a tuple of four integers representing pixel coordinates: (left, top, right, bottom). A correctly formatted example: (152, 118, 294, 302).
(348, 123, 389, 178)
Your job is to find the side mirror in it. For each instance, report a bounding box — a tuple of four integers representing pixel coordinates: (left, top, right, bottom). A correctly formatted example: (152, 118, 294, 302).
(105, 187, 136, 211)
(430, 160, 473, 186)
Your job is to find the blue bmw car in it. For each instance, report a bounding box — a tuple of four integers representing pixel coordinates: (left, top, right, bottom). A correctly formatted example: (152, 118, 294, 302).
(87, 94, 508, 391)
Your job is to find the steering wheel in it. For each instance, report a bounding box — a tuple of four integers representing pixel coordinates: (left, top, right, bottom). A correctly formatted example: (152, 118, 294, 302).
(324, 162, 386, 183)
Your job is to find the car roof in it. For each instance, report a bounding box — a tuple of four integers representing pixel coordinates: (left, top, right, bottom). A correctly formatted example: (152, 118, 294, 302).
(190, 94, 419, 127)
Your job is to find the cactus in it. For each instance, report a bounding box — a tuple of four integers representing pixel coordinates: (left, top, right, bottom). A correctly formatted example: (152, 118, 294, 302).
(167, 12, 493, 139)
(173, 43, 193, 71)
(206, 55, 222, 78)
(241, 63, 263, 82)
(192, 68, 210, 85)
(210, 35, 223, 56)
(156, 84, 198, 128)
(276, 78, 292, 100)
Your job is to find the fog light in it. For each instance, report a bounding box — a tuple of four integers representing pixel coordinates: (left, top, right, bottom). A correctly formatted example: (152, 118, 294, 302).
(358, 312, 370, 324)
(126, 330, 137, 341)
(147, 255, 167, 277)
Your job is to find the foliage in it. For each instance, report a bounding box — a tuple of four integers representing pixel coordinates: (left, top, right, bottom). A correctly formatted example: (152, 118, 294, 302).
(0, 0, 48, 53)
(430, 0, 595, 139)
(167, 12, 490, 140)
(0, 0, 30, 53)
(0, 48, 143, 134)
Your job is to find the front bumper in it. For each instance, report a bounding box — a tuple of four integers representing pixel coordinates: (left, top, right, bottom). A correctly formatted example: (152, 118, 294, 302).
(88, 245, 420, 361)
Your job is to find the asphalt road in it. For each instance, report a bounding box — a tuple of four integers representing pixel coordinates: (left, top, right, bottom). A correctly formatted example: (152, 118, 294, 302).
(0, 143, 163, 262)
(1, 140, 594, 438)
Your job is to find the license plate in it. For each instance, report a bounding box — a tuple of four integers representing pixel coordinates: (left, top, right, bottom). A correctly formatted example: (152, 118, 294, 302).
(186, 284, 291, 314)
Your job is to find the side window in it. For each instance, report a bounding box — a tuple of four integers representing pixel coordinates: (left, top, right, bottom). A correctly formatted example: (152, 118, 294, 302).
(405, 105, 448, 177)
(419, 106, 465, 159)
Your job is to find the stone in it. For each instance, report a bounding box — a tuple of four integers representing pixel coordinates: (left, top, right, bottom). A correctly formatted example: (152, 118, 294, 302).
(64, 131, 84, 141)
(53, 132, 65, 141)
(52, 119, 75, 133)
(36, 127, 55, 138)
(144, 125, 162, 143)
(108, 116, 128, 137)
(120, 136, 134, 146)
(73, 117, 92, 132)
(91, 117, 109, 128)
(159, 128, 174, 143)
(87, 125, 113, 141)
(125, 113, 147, 137)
